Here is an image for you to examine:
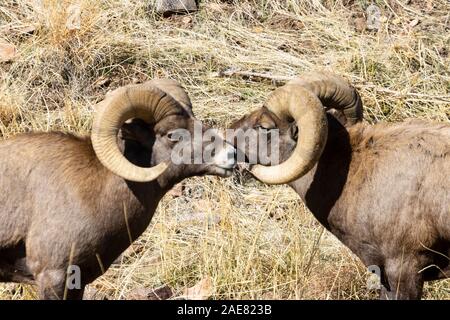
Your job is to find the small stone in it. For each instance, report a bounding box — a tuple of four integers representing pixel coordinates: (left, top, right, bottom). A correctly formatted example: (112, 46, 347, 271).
(409, 18, 420, 28)
(182, 277, 213, 300)
(156, 0, 197, 16)
(83, 286, 109, 300)
(0, 42, 16, 62)
(366, 4, 381, 31)
(354, 17, 366, 33)
(127, 285, 173, 300)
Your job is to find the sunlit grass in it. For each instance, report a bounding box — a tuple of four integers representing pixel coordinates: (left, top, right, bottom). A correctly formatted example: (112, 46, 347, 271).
(0, 0, 448, 299)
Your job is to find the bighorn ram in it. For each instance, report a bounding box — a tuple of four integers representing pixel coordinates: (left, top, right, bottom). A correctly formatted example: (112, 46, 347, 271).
(0, 79, 236, 299)
(230, 72, 449, 299)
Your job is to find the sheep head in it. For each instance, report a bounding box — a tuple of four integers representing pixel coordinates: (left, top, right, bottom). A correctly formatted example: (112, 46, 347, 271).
(92, 79, 236, 185)
(229, 71, 363, 185)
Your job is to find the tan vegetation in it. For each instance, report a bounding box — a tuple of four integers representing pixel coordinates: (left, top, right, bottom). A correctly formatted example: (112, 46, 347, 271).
(0, 0, 449, 299)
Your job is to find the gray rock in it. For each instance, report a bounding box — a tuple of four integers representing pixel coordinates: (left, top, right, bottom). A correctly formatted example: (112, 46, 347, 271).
(366, 4, 381, 31)
(156, 0, 197, 15)
(127, 285, 173, 300)
(83, 286, 109, 300)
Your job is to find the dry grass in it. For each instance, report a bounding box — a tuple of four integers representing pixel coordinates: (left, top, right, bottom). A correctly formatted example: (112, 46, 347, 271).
(0, 0, 449, 299)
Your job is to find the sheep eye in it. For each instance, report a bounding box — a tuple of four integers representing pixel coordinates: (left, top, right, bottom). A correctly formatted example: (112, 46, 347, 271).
(167, 132, 180, 142)
(257, 126, 272, 132)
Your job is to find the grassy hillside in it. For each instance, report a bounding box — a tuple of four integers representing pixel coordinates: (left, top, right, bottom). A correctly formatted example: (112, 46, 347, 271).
(0, 0, 448, 299)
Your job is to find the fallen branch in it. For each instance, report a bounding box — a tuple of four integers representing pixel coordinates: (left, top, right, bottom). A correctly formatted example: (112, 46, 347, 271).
(216, 68, 293, 85)
(354, 84, 450, 103)
(217, 68, 450, 103)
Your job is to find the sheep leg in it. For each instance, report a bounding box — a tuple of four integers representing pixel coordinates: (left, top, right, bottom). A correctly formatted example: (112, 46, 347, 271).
(380, 258, 424, 300)
(36, 269, 85, 300)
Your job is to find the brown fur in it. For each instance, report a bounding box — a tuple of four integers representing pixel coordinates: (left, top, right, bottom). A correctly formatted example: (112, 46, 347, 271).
(231, 110, 450, 300)
(0, 116, 235, 299)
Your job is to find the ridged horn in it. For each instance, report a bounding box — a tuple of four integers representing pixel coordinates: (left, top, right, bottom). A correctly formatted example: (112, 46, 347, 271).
(287, 71, 363, 125)
(251, 71, 362, 184)
(91, 81, 185, 182)
(250, 84, 328, 184)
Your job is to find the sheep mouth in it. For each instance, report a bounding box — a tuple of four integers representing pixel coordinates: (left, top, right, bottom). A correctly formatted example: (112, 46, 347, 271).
(214, 164, 235, 177)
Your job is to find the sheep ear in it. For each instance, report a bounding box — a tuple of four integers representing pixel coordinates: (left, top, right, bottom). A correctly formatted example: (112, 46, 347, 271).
(327, 109, 348, 127)
(289, 123, 298, 140)
(119, 123, 138, 142)
(120, 120, 155, 145)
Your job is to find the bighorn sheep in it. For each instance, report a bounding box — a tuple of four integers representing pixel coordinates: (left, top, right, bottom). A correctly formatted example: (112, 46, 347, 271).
(0, 79, 236, 299)
(230, 72, 450, 299)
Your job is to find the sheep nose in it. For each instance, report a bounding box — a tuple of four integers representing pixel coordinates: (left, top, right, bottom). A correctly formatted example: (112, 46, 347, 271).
(214, 142, 237, 169)
(224, 142, 237, 168)
(228, 143, 237, 167)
